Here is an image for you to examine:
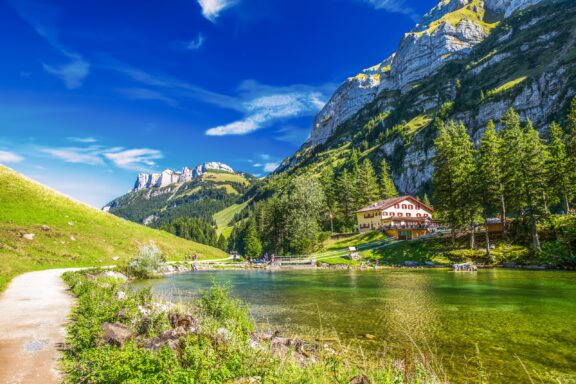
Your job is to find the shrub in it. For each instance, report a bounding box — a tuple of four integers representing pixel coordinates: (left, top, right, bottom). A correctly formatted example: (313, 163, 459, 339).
(126, 243, 166, 278)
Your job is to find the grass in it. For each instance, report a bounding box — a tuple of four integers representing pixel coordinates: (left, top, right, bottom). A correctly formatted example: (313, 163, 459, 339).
(213, 200, 249, 237)
(486, 76, 527, 97)
(403, 115, 433, 136)
(322, 231, 389, 251)
(201, 171, 250, 185)
(0, 166, 227, 292)
(62, 270, 443, 384)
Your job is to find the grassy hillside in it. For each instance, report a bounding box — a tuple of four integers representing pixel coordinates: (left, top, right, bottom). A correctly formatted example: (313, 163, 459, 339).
(0, 166, 228, 292)
(213, 200, 250, 238)
(107, 170, 255, 227)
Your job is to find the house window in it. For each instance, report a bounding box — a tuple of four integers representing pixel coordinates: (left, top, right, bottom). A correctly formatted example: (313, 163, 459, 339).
(383, 212, 389, 216)
(398, 213, 403, 217)
(417, 213, 422, 217)
(401, 204, 406, 209)
(406, 213, 411, 217)
(390, 212, 395, 217)
(416, 205, 420, 210)
(424, 214, 429, 217)
(394, 204, 399, 209)
(409, 205, 414, 210)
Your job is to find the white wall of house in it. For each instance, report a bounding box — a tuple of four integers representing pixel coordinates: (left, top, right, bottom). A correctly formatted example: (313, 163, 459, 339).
(381, 198, 433, 220)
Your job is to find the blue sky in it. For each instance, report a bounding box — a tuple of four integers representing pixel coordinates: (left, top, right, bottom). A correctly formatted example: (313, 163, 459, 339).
(0, 0, 437, 207)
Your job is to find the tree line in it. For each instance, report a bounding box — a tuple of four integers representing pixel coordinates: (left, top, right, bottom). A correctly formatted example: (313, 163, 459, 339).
(433, 99, 576, 259)
(227, 149, 410, 257)
(161, 217, 228, 251)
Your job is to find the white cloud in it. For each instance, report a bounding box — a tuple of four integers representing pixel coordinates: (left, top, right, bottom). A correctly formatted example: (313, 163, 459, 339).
(359, 0, 419, 21)
(104, 149, 163, 170)
(186, 34, 205, 50)
(68, 137, 97, 143)
(41, 147, 104, 166)
(197, 0, 238, 22)
(263, 162, 279, 173)
(0, 150, 24, 163)
(253, 163, 262, 167)
(206, 89, 328, 136)
(43, 54, 90, 89)
(41, 145, 163, 171)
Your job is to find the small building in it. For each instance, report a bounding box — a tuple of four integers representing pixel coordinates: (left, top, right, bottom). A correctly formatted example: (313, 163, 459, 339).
(355, 196, 437, 240)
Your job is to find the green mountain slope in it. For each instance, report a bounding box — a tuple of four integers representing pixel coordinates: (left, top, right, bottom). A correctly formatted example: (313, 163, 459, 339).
(106, 169, 256, 228)
(277, 0, 576, 196)
(0, 166, 227, 291)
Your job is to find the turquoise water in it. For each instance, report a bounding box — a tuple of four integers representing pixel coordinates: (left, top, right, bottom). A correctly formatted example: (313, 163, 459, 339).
(133, 269, 576, 383)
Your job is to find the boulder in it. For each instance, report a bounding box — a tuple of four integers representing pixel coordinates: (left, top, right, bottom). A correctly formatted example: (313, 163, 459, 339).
(22, 233, 35, 240)
(101, 323, 134, 346)
(143, 326, 188, 351)
(102, 271, 128, 281)
(40, 225, 51, 231)
(404, 261, 419, 267)
(452, 263, 477, 272)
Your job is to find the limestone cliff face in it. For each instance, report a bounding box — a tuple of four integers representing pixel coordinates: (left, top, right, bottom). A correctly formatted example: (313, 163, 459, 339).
(133, 162, 235, 191)
(306, 0, 546, 148)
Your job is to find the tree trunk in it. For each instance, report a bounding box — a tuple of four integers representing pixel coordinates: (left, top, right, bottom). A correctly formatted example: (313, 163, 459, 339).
(500, 194, 508, 240)
(484, 214, 492, 262)
(470, 222, 476, 250)
(542, 191, 548, 213)
(531, 221, 541, 252)
(563, 192, 570, 214)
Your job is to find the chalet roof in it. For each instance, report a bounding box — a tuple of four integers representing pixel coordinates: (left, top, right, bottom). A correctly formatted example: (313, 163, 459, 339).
(355, 195, 434, 213)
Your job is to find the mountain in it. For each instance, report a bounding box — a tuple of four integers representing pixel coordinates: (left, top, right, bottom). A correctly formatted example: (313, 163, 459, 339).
(279, 0, 575, 195)
(104, 162, 256, 227)
(0, 165, 227, 291)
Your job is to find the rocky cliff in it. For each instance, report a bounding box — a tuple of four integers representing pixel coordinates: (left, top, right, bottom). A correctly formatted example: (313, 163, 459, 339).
(134, 162, 235, 191)
(283, 0, 575, 195)
(307, 0, 551, 148)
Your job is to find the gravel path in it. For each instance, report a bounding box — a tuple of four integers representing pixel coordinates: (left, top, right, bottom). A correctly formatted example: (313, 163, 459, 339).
(0, 269, 78, 384)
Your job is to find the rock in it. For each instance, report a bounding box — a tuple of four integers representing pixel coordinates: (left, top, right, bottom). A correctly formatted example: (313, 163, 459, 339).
(452, 263, 477, 272)
(102, 271, 128, 281)
(216, 327, 233, 342)
(349, 375, 371, 384)
(69, 236, 76, 241)
(233, 377, 262, 384)
(40, 225, 50, 231)
(404, 261, 419, 267)
(168, 313, 199, 332)
(116, 291, 127, 300)
(132, 162, 235, 191)
(502, 262, 518, 268)
(143, 326, 188, 351)
(111, 256, 120, 261)
(101, 323, 134, 346)
(526, 265, 547, 270)
(22, 233, 35, 241)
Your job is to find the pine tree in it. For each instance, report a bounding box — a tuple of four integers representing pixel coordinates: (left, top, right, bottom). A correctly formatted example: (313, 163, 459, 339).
(476, 120, 504, 260)
(335, 169, 356, 230)
(433, 121, 479, 245)
(547, 122, 572, 213)
(422, 193, 431, 207)
(378, 159, 398, 199)
(356, 158, 380, 207)
(243, 219, 262, 258)
(518, 119, 550, 251)
(498, 108, 524, 236)
(217, 234, 228, 251)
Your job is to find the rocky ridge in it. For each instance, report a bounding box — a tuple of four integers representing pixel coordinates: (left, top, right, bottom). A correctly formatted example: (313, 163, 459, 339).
(133, 162, 234, 191)
(306, 0, 546, 147)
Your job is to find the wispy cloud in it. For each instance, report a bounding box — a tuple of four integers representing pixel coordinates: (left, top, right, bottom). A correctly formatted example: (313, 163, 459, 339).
(41, 145, 163, 171)
(358, 0, 419, 22)
(206, 81, 331, 136)
(103, 149, 163, 170)
(7, 0, 91, 88)
(197, 0, 238, 22)
(117, 88, 178, 107)
(0, 150, 24, 163)
(186, 34, 205, 50)
(42, 53, 90, 89)
(275, 125, 310, 146)
(68, 137, 98, 143)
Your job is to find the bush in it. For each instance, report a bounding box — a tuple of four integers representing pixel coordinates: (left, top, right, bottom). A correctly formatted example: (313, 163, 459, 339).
(126, 243, 166, 278)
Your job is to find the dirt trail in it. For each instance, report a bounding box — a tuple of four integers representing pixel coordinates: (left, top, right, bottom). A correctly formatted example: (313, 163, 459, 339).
(0, 269, 78, 384)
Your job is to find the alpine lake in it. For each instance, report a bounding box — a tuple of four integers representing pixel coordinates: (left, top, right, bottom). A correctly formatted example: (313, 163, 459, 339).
(132, 268, 576, 383)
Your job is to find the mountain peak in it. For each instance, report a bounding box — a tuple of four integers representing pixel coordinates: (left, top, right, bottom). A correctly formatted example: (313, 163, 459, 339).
(133, 162, 235, 191)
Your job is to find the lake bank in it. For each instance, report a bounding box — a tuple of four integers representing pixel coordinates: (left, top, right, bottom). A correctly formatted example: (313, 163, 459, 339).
(134, 268, 576, 383)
